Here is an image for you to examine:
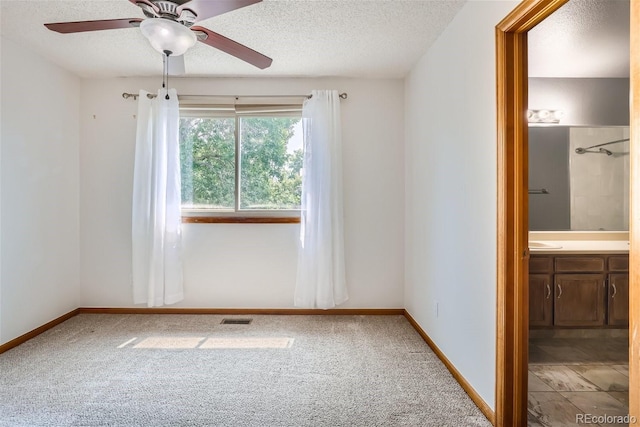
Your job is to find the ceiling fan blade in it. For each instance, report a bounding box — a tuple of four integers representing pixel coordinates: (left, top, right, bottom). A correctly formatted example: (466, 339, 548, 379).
(168, 55, 186, 76)
(191, 26, 272, 69)
(181, 0, 262, 23)
(45, 18, 142, 34)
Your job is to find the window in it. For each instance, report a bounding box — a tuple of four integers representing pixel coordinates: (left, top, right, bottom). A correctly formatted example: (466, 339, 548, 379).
(179, 106, 303, 219)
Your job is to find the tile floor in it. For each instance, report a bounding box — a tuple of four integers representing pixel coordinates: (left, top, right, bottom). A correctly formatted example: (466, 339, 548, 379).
(528, 330, 630, 427)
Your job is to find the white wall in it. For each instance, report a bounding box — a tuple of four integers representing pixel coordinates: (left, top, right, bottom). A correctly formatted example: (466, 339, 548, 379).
(404, 0, 519, 410)
(80, 77, 405, 308)
(0, 37, 81, 345)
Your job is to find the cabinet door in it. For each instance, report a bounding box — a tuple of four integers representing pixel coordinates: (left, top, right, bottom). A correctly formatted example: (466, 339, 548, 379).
(529, 274, 553, 326)
(554, 274, 605, 326)
(608, 273, 629, 326)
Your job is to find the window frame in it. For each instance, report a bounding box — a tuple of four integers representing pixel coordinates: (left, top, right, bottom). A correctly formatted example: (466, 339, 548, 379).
(179, 104, 303, 223)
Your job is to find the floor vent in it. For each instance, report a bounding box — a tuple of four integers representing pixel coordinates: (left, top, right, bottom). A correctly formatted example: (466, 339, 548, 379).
(221, 318, 253, 325)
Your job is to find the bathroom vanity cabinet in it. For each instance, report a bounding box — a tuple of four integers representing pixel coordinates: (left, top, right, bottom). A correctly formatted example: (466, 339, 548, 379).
(607, 256, 630, 326)
(529, 257, 553, 327)
(529, 254, 629, 328)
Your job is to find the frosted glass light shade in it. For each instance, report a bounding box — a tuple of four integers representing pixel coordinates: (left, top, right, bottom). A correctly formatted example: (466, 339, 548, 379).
(527, 109, 564, 124)
(140, 18, 197, 56)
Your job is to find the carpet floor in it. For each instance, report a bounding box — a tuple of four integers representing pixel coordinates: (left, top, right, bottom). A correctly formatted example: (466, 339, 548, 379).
(0, 314, 491, 427)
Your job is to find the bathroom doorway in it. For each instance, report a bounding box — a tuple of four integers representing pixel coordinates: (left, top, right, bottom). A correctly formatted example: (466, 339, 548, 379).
(526, 3, 631, 425)
(496, 0, 639, 426)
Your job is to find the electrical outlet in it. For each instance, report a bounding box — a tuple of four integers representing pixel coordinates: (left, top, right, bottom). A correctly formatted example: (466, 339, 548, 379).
(435, 301, 439, 318)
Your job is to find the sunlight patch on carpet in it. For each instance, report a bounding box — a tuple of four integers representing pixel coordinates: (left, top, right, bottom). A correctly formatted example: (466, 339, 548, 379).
(199, 337, 294, 349)
(117, 337, 137, 348)
(133, 337, 206, 349)
(119, 336, 295, 349)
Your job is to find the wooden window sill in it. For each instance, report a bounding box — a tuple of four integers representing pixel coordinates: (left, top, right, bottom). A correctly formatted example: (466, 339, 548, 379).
(182, 216, 300, 224)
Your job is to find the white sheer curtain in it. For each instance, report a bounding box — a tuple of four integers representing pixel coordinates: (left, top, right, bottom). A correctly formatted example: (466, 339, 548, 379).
(132, 89, 184, 307)
(295, 90, 348, 309)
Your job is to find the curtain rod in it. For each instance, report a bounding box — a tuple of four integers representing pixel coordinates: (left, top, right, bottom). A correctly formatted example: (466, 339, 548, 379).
(122, 92, 348, 101)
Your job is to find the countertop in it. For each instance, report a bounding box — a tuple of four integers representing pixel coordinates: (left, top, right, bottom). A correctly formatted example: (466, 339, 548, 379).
(529, 231, 629, 254)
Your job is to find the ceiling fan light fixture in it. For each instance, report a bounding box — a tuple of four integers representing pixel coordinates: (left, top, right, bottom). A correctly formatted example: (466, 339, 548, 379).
(140, 18, 196, 56)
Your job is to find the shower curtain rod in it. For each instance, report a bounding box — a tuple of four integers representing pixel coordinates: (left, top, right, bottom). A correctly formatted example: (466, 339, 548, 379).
(121, 92, 348, 101)
(581, 137, 629, 150)
(575, 137, 629, 155)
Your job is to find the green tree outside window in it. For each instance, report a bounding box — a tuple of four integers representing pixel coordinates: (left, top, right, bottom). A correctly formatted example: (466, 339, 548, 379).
(180, 115, 302, 211)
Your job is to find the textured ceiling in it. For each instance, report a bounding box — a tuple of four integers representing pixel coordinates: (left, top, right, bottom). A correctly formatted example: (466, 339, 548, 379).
(0, 0, 466, 79)
(528, 0, 630, 78)
(2, 0, 628, 80)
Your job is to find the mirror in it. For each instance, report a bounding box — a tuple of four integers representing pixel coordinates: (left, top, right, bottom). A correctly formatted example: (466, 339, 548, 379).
(527, 0, 629, 232)
(529, 125, 629, 231)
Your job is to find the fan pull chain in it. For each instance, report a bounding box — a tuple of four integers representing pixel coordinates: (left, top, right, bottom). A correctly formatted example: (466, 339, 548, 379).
(162, 53, 166, 89)
(163, 51, 171, 100)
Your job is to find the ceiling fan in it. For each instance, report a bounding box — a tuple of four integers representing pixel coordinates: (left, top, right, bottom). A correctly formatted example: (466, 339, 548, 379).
(44, 0, 272, 70)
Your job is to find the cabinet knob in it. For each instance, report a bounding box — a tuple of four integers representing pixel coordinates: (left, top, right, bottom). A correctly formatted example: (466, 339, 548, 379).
(546, 283, 551, 299)
(557, 283, 562, 299)
(612, 283, 617, 299)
